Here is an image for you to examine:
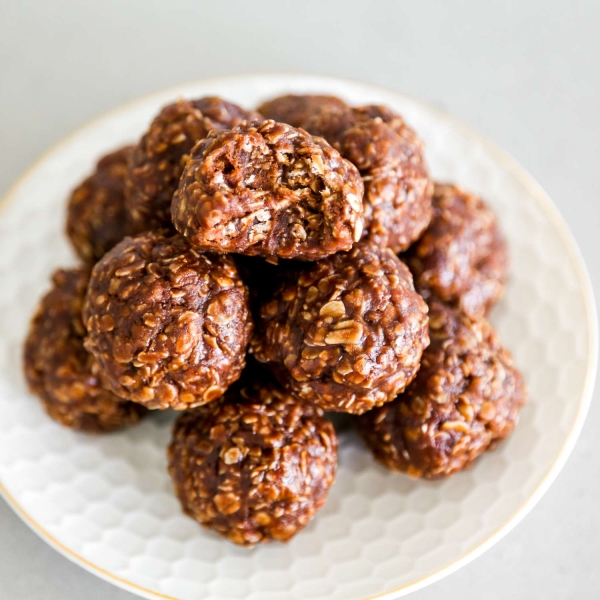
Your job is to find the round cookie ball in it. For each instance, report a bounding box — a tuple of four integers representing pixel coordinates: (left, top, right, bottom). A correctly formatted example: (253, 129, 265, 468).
(258, 94, 354, 141)
(257, 94, 350, 128)
(251, 242, 430, 414)
(336, 105, 433, 253)
(66, 145, 133, 262)
(23, 268, 145, 432)
(83, 230, 253, 410)
(126, 97, 262, 233)
(168, 366, 337, 546)
(257, 96, 433, 253)
(404, 183, 508, 318)
(358, 299, 527, 479)
(172, 120, 364, 260)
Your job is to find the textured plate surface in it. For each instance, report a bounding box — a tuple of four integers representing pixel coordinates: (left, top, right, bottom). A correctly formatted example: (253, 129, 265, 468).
(0, 74, 596, 600)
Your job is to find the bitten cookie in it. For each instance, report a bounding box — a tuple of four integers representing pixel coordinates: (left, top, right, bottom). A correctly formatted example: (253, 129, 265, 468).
(172, 120, 364, 260)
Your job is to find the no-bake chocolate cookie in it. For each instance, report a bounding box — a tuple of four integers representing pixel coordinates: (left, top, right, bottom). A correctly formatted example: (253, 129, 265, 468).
(251, 242, 429, 414)
(258, 94, 354, 142)
(337, 105, 432, 252)
(83, 230, 253, 409)
(404, 183, 508, 317)
(126, 97, 261, 233)
(258, 95, 432, 252)
(23, 268, 145, 432)
(66, 146, 134, 262)
(172, 120, 364, 259)
(358, 299, 526, 478)
(168, 364, 337, 546)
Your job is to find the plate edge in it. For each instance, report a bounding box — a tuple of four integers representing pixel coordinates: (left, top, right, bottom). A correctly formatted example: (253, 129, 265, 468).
(0, 72, 597, 600)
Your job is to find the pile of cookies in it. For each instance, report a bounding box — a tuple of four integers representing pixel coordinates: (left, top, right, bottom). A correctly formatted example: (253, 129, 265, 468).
(23, 93, 527, 546)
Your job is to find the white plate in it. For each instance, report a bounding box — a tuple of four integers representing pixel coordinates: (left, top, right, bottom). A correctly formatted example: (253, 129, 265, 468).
(0, 74, 597, 600)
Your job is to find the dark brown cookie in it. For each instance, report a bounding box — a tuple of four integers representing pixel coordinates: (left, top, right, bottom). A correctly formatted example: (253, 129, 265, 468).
(126, 97, 261, 233)
(251, 242, 429, 414)
(257, 94, 353, 137)
(257, 95, 432, 252)
(404, 183, 508, 317)
(335, 106, 432, 252)
(23, 268, 145, 432)
(66, 146, 133, 262)
(172, 120, 364, 260)
(259, 94, 356, 144)
(83, 230, 253, 410)
(168, 365, 337, 546)
(358, 299, 527, 479)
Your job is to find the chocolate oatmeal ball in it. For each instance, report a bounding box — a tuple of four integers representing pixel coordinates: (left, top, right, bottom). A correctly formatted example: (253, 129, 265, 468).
(404, 183, 508, 317)
(83, 230, 253, 410)
(358, 300, 527, 479)
(172, 120, 364, 260)
(258, 94, 354, 141)
(168, 366, 337, 546)
(257, 94, 349, 127)
(126, 97, 261, 233)
(251, 242, 429, 414)
(66, 145, 133, 262)
(257, 95, 432, 252)
(335, 105, 432, 252)
(23, 268, 145, 432)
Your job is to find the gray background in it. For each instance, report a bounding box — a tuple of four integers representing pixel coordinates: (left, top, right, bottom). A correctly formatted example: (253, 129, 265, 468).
(1, 0, 598, 598)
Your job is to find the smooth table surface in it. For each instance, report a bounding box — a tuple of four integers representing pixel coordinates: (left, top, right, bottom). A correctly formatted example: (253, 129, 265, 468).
(1, 1, 598, 598)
